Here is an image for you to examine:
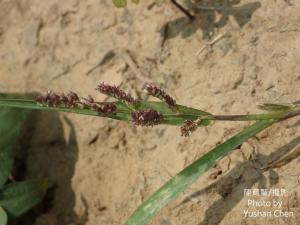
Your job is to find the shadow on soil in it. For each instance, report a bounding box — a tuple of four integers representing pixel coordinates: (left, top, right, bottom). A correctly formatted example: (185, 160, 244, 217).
(176, 136, 300, 225)
(162, 0, 261, 40)
(13, 108, 85, 225)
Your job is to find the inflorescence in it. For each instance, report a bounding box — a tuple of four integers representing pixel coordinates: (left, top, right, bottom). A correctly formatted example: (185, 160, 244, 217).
(79, 95, 117, 115)
(36, 82, 200, 136)
(143, 83, 176, 108)
(36, 91, 117, 116)
(180, 119, 202, 137)
(96, 82, 137, 105)
(131, 109, 163, 126)
(36, 90, 79, 107)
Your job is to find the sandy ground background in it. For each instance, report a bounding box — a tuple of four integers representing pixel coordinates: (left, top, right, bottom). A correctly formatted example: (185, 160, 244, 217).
(1, 0, 300, 224)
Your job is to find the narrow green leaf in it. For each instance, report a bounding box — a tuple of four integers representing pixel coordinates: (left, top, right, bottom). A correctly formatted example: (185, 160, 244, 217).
(125, 119, 275, 225)
(258, 103, 293, 112)
(112, 0, 127, 7)
(0, 180, 48, 217)
(0, 206, 8, 225)
(0, 99, 211, 127)
(0, 106, 30, 188)
(131, 0, 140, 4)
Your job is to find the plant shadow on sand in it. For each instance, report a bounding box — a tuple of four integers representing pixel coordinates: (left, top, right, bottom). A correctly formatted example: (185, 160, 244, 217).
(12, 103, 86, 225)
(162, 0, 261, 40)
(175, 134, 300, 225)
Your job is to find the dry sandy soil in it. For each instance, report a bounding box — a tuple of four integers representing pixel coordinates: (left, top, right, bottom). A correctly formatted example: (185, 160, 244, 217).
(1, 0, 300, 225)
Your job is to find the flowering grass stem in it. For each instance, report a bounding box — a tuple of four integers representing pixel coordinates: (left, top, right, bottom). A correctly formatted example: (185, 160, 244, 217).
(0, 82, 299, 225)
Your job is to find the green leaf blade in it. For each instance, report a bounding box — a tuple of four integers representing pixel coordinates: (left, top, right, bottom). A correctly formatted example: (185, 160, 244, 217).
(0, 180, 48, 217)
(0, 99, 211, 127)
(0, 147, 14, 189)
(258, 103, 294, 112)
(0, 107, 30, 187)
(125, 119, 275, 225)
(0, 205, 8, 225)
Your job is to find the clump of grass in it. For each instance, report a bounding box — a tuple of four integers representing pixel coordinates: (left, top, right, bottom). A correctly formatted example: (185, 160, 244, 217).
(0, 82, 299, 225)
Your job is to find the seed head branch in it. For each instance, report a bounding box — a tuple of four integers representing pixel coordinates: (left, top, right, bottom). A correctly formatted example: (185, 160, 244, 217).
(143, 84, 177, 109)
(36, 91, 117, 116)
(181, 119, 202, 137)
(96, 82, 137, 105)
(131, 109, 163, 126)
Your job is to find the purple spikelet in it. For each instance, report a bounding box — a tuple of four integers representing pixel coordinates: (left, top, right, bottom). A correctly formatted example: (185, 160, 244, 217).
(131, 109, 163, 126)
(181, 119, 199, 137)
(96, 82, 137, 105)
(80, 95, 117, 115)
(144, 84, 176, 107)
(36, 91, 117, 116)
(60, 91, 79, 107)
(36, 90, 61, 106)
(95, 103, 117, 115)
(80, 95, 96, 108)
